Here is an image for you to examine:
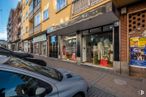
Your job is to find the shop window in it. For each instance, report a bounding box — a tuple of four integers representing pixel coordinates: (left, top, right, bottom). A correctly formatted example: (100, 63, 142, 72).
(86, 32, 113, 67)
(62, 36, 77, 61)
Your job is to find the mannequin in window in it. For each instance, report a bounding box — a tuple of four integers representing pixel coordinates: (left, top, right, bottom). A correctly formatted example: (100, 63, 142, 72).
(97, 38, 104, 60)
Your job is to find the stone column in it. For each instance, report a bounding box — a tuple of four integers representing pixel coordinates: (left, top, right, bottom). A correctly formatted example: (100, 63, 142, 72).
(58, 36, 63, 59)
(76, 31, 82, 65)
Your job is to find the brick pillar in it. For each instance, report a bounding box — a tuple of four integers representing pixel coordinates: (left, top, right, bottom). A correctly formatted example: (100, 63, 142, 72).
(120, 14, 129, 76)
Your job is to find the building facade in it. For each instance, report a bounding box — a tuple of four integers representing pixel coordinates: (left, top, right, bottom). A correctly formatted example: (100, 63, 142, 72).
(7, 9, 14, 50)
(7, 2, 22, 51)
(8, 0, 146, 78)
(113, 0, 146, 77)
(50, 0, 119, 69)
(21, 0, 72, 56)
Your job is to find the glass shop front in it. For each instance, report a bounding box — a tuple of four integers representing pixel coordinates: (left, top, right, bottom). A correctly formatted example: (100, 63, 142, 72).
(82, 25, 118, 68)
(62, 36, 77, 61)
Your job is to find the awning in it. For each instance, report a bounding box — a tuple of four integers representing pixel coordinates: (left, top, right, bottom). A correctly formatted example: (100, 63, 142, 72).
(112, 0, 140, 8)
(50, 12, 118, 36)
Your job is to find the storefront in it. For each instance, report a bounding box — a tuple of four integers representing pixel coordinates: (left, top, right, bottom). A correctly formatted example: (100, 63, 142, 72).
(49, 2, 119, 68)
(81, 24, 119, 68)
(33, 34, 47, 56)
(61, 36, 77, 61)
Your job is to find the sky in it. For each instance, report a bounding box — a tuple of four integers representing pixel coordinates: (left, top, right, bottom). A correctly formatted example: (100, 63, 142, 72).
(0, 0, 20, 40)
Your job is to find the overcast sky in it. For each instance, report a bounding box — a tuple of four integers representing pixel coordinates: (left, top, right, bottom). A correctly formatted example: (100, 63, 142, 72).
(0, 0, 20, 40)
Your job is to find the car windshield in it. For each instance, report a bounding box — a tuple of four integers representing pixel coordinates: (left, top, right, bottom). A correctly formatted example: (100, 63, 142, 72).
(3, 57, 63, 81)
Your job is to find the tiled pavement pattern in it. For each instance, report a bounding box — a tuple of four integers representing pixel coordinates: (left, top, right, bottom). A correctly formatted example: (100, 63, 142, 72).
(35, 55, 146, 97)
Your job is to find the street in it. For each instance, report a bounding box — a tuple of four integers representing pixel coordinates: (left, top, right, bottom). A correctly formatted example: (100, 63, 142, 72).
(35, 55, 146, 97)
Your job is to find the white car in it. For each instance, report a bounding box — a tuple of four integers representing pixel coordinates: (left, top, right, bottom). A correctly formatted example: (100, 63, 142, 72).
(0, 55, 88, 97)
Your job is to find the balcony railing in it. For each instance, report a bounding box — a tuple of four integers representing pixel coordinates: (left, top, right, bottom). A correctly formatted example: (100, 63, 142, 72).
(72, 0, 103, 15)
(34, 3, 41, 14)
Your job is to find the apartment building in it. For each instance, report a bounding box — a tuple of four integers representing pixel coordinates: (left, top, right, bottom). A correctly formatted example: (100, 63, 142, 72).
(19, 0, 146, 77)
(21, 0, 72, 56)
(7, 2, 22, 51)
(7, 9, 14, 50)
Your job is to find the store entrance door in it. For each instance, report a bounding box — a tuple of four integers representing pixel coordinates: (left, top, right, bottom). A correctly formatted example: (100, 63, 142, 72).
(50, 36, 58, 58)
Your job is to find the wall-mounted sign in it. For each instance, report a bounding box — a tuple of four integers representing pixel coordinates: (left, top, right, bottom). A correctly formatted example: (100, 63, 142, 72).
(51, 36, 56, 44)
(130, 37, 146, 67)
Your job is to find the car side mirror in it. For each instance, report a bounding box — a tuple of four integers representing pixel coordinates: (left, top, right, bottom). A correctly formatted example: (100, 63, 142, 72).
(35, 87, 46, 95)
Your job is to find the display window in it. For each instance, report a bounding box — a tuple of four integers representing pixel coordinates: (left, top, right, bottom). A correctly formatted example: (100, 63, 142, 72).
(86, 32, 113, 67)
(62, 37, 77, 61)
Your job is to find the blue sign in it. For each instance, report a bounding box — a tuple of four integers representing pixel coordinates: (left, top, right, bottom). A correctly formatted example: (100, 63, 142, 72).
(51, 36, 56, 44)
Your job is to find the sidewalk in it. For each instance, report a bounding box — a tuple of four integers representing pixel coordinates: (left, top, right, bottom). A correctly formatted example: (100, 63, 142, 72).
(35, 55, 146, 97)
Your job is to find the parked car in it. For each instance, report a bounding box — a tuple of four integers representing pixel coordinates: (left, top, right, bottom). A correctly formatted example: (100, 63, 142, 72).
(0, 55, 88, 97)
(0, 47, 47, 66)
(0, 46, 33, 58)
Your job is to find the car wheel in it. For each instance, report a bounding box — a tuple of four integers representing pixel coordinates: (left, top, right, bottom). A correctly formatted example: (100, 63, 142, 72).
(73, 93, 84, 97)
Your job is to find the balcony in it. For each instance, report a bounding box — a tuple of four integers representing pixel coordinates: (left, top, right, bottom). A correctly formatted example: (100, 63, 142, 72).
(72, 0, 106, 15)
(34, 3, 41, 14)
(34, 24, 41, 34)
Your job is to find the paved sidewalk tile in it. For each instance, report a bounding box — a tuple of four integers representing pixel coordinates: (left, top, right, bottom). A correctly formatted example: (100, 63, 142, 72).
(35, 55, 146, 97)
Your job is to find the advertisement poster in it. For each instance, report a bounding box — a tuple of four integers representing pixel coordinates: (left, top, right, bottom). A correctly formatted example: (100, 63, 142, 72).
(130, 37, 146, 67)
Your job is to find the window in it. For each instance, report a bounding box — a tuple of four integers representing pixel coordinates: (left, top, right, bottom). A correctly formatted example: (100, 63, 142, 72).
(34, 12, 41, 26)
(43, 9, 49, 21)
(56, 0, 66, 11)
(34, 0, 40, 8)
(26, 0, 28, 4)
(29, 1, 34, 13)
(0, 70, 52, 97)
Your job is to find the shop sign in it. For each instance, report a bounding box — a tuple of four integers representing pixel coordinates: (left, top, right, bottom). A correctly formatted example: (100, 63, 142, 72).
(33, 34, 46, 43)
(51, 36, 57, 44)
(130, 37, 146, 67)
